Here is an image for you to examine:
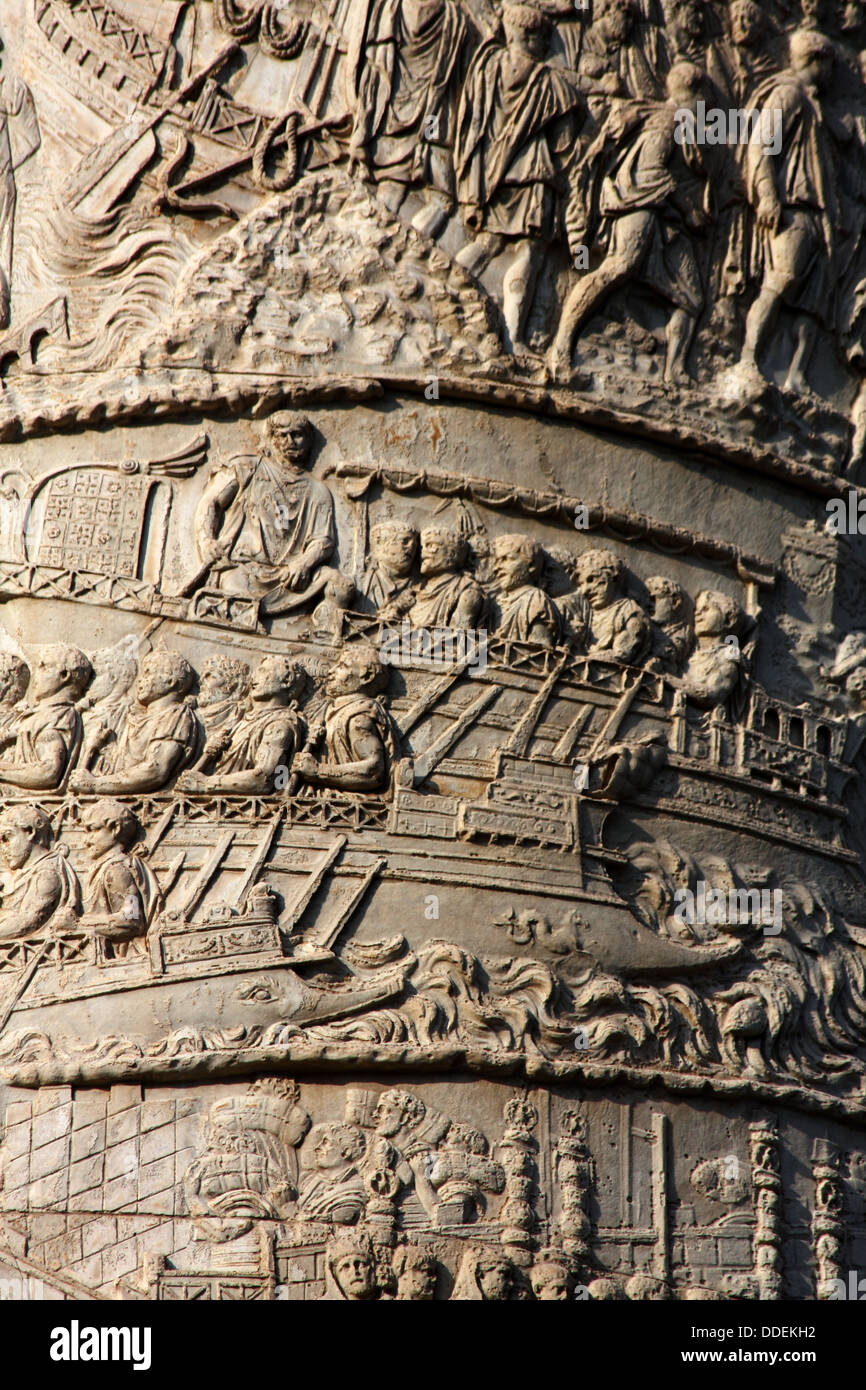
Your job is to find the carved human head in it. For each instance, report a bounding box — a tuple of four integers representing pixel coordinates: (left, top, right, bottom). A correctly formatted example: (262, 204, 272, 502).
(671, 0, 703, 40)
(327, 1231, 377, 1301)
(29, 644, 93, 702)
(0, 804, 52, 870)
(666, 59, 704, 109)
(530, 1248, 573, 1301)
(503, 3, 550, 58)
(326, 643, 388, 699)
(587, 1276, 627, 1300)
(419, 527, 468, 578)
(392, 1244, 438, 1301)
(475, 1253, 514, 1301)
(445, 1120, 488, 1156)
(575, 548, 624, 608)
(0, 651, 28, 706)
(693, 589, 743, 641)
(81, 798, 141, 858)
(492, 533, 543, 592)
(87, 642, 138, 707)
(136, 649, 194, 704)
(267, 411, 314, 468)
(646, 576, 690, 626)
(624, 1273, 670, 1300)
(307, 1121, 367, 1171)
(730, 0, 766, 46)
(251, 654, 304, 701)
(789, 28, 834, 88)
(595, 0, 634, 43)
(198, 656, 250, 706)
(370, 521, 418, 578)
(373, 1088, 425, 1137)
(847, 666, 866, 710)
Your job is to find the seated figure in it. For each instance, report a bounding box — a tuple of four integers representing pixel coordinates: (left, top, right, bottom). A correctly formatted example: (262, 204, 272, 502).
(575, 549, 651, 666)
(0, 644, 92, 790)
(489, 533, 561, 648)
(193, 412, 335, 616)
(298, 1122, 368, 1225)
(178, 655, 306, 796)
(72, 649, 199, 795)
(408, 528, 484, 630)
(357, 522, 418, 619)
(294, 644, 395, 792)
(0, 805, 80, 941)
(678, 589, 751, 709)
(78, 799, 162, 958)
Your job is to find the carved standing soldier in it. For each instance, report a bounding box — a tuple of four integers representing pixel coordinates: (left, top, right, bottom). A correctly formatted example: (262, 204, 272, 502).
(73, 649, 199, 795)
(77, 799, 162, 959)
(193, 412, 335, 615)
(454, 3, 586, 350)
(347, 0, 479, 239)
(736, 29, 839, 395)
(178, 655, 306, 796)
(551, 61, 710, 384)
(0, 644, 92, 791)
(0, 805, 80, 941)
(0, 34, 40, 330)
(294, 644, 395, 792)
(408, 527, 484, 630)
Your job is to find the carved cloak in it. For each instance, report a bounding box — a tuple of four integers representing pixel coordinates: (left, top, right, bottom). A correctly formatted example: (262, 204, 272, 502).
(347, 0, 478, 192)
(454, 40, 584, 241)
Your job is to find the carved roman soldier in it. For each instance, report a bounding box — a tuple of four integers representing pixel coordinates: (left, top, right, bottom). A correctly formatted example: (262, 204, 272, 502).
(73, 649, 199, 795)
(408, 527, 484, 630)
(347, 0, 479, 237)
(0, 644, 91, 791)
(294, 644, 396, 793)
(489, 532, 561, 647)
(0, 805, 80, 941)
(178, 655, 306, 796)
(78, 799, 162, 958)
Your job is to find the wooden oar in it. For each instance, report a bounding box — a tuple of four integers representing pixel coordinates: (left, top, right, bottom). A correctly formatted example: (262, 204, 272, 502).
(0, 940, 51, 1035)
